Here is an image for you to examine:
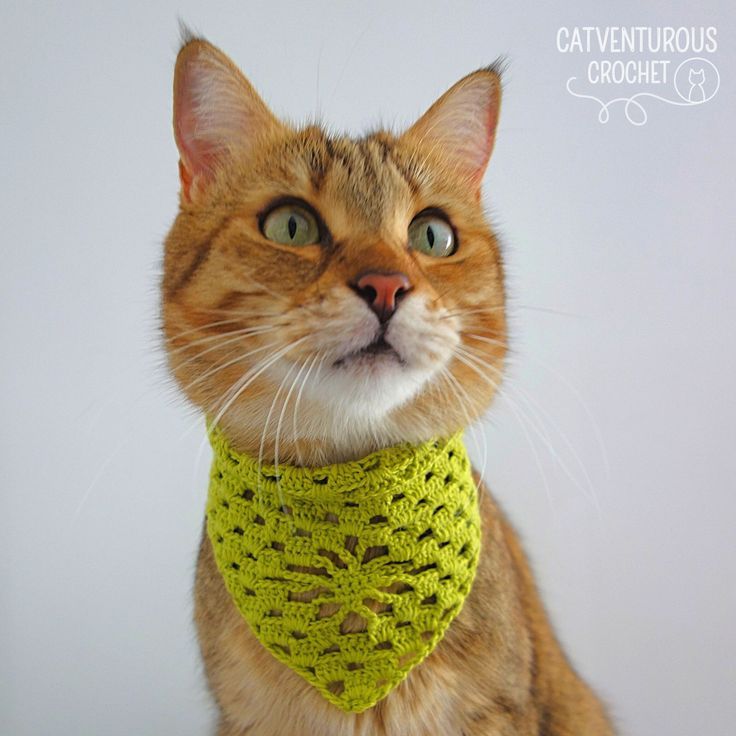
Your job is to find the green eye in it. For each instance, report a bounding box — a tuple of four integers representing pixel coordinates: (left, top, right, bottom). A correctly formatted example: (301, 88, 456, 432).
(408, 214, 455, 257)
(262, 204, 320, 246)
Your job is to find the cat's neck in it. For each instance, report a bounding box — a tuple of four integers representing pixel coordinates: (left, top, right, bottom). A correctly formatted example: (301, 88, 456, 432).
(211, 388, 460, 467)
(214, 413, 439, 467)
(215, 421, 389, 467)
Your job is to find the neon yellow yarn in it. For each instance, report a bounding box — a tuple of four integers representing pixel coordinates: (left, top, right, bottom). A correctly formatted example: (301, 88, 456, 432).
(206, 428, 481, 713)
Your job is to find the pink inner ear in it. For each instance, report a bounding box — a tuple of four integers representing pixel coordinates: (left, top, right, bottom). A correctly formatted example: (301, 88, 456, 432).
(444, 77, 500, 185)
(174, 59, 220, 188)
(406, 71, 501, 189)
(449, 103, 497, 184)
(172, 43, 282, 200)
(472, 93, 499, 184)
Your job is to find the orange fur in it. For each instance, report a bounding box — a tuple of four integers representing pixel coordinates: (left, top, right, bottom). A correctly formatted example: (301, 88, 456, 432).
(163, 37, 614, 735)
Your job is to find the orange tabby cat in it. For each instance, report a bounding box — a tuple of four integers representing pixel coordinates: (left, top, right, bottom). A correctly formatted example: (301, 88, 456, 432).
(163, 34, 614, 736)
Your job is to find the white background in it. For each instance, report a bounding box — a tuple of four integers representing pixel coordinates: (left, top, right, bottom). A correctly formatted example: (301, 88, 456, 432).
(2, 2, 735, 735)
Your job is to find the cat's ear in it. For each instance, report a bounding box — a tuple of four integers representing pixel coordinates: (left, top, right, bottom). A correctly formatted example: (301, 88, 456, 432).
(173, 38, 285, 200)
(402, 65, 502, 190)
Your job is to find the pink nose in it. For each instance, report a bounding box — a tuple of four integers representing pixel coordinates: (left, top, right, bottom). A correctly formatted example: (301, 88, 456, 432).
(353, 272, 412, 323)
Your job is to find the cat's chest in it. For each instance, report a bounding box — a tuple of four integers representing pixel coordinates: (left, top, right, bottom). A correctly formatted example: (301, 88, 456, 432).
(238, 654, 466, 736)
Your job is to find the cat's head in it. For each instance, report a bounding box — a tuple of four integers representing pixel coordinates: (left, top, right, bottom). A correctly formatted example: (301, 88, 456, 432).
(162, 37, 506, 463)
(689, 68, 705, 84)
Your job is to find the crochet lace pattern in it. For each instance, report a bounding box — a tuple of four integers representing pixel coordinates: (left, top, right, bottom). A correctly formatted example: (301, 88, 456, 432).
(206, 427, 481, 712)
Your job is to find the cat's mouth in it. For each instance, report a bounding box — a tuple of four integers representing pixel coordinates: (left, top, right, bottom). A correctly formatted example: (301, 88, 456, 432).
(333, 336, 404, 367)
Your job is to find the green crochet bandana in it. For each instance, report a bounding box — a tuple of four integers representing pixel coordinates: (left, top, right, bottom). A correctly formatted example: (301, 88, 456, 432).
(206, 427, 481, 713)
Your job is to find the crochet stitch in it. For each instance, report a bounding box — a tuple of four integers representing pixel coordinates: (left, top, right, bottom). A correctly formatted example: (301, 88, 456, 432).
(206, 428, 481, 712)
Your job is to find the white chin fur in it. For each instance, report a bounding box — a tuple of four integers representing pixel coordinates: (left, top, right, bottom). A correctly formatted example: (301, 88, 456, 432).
(301, 293, 459, 429)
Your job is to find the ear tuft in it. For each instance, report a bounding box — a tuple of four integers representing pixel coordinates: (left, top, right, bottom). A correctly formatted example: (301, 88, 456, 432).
(402, 65, 503, 188)
(484, 56, 509, 81)
(173, 38, 283, 200)
(177, 19, 200, 49)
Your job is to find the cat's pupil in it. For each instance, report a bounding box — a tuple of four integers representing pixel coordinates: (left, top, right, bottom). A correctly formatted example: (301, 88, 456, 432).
(426, 226, 435, 248)
(288, 216, 297, 239)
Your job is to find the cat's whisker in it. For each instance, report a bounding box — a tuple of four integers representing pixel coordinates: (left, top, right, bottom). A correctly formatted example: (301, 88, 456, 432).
(167, 325, 279, 365)
(292, 352, 327, 467)
(462, 343, 601, 513)
(167, 325, 280, 355)
(462, 332, 508, 350)
(275, 356, 313, 468)
(445, 303, 582, 320)
(178, 343, 299, 470)
(182, 353, 292, 472)
(181, 306, 294, 322)
(460, 345, 598, 510)
(286, 353, 318, 467)
(172, 342, 255, 415)
(440, 306, 505, 321)
(462, 333, 610, 492)
(258, 360, 301, 511)
(184, 347, 301, 491)
(511, 304, 582, 318)
(451, 346, 554, 509)
(163, 316, 254, 342)
(168, 332, 281, 379)
(510, 378, 600, 515)
(503, 345, 610, 480)
(436, 366, 489, 493)
(177, 339, 306, 446)
(178, 340, 283, 395)
(207, 337, 310, 436)
(273, 355, 319, 513)
(290, 354, 314, 466)
(433, 365, 495, 524)
(70, 433, 134, 529)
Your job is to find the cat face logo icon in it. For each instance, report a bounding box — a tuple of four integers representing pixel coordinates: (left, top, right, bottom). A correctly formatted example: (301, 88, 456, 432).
(674, 58, 719, 105)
